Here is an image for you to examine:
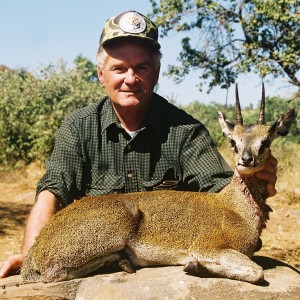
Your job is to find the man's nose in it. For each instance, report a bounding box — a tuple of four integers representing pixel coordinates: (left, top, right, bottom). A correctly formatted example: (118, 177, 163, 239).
(124, 68, 138, 85)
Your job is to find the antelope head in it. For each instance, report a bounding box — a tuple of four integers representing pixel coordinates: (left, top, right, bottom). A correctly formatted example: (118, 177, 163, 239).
(217, 84, 295, 175)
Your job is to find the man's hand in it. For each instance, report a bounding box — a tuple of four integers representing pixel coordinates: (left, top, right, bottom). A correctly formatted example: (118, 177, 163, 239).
(0, 254, 23, 278)
(256, 153, 278, 197)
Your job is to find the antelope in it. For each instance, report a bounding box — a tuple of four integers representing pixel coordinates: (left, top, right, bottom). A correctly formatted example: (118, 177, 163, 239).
(21, 85, 295, 284)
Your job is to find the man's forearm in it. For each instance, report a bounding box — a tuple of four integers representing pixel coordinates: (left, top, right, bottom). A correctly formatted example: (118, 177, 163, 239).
(22, 190, 62, 255)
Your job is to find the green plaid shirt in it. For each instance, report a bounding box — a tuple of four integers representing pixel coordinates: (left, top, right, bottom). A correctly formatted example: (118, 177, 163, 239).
(36, 93, 233, 206)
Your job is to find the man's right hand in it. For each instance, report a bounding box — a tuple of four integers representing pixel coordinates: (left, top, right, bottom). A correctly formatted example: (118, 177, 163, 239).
(0, 254, 23, 278)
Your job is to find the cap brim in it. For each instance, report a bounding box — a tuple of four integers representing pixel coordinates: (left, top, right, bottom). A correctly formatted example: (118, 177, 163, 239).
(101, 35, 161, 50)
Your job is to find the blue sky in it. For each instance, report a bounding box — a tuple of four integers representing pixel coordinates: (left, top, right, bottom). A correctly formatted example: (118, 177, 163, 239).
(1, 0, 298, 107)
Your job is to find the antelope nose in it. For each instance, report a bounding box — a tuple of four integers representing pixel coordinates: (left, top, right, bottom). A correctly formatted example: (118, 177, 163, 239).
(241, 153, 254, 166)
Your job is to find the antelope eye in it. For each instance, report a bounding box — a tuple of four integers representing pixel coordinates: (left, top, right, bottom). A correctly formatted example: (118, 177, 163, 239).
(258, 139, 271, 155)
(230, 140, 238, 153)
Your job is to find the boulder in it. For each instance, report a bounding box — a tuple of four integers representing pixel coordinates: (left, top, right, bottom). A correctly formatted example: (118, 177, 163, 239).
(0, 257, 299, 300)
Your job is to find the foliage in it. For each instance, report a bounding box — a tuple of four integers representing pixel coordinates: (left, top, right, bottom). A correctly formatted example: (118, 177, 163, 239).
(149, 0, 300, 92)
(74, 54, 99, 82)
(182, 94, 299, 147)
(0, 56, 298, 169)
(0, 58, 105, 169)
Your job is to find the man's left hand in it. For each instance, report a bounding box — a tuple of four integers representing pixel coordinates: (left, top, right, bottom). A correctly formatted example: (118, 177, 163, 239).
(255, 153, 278, 197)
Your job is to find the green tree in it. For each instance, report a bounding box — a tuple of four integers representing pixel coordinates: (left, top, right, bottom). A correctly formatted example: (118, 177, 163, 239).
(0, 58, 105, 168)
(182, 94, 299, 146)
(74, 55, 99, 82)
(150, 0, 300, 92)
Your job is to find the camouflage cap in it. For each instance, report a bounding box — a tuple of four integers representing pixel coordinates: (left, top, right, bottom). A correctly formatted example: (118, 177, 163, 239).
(99, 11, 160, 49)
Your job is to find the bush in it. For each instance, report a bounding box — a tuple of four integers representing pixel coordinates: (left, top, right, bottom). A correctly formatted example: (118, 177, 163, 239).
(182, 96, 299, 147)
(0, 58, 298, 169)
(0, 59, 105, 169)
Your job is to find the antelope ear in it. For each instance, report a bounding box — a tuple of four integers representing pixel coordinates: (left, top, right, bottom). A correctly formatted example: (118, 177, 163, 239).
(217, 111, 235, 138)
(269, 109, 295, 137)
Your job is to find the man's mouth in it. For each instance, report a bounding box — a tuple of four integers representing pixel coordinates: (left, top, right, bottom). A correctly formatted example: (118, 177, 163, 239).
(122, 90, 140, 94)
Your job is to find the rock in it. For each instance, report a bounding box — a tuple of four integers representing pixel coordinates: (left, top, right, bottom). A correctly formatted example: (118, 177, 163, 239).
(293, 187, 300, 197)
(0, 257, 299, 300)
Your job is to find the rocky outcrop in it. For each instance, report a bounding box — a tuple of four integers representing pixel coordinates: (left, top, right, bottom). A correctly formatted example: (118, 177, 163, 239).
(0, 257, 299, 300)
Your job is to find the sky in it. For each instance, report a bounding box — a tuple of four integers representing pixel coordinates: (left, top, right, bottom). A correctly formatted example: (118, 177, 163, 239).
(1, 0, 298, 107)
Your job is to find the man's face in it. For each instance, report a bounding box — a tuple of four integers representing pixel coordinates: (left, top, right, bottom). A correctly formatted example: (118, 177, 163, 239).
(98, 40, 160, 111)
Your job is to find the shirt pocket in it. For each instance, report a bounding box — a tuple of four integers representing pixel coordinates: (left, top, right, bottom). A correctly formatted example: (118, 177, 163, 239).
(84, 169, 124, 196)
(140, 167, 182, 191)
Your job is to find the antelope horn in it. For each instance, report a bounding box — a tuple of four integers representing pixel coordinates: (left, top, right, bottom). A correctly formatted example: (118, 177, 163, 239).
(235, 84, 243, 125)
(258, 83, 265, 125)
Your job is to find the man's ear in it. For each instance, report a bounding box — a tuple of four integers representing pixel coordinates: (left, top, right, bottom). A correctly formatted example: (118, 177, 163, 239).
(154, 64, 161, 85)
(97, 67, 105, 86)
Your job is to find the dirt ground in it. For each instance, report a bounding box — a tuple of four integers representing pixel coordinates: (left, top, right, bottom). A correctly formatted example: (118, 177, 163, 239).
(0, 163, 299, 270)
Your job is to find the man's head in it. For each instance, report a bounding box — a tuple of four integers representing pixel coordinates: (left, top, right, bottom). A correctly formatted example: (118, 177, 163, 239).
(96, 11, 162, 119)
(96, 11, 161, 68)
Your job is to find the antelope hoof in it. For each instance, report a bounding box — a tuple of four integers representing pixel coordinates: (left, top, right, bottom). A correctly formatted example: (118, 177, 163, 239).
(184, 261, 210, 277)
(118, 259, 136, 273)
(255, 238, 262, 252)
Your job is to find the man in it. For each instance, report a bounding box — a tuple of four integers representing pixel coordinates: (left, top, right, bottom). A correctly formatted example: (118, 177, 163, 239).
(0, 11, 277, 278)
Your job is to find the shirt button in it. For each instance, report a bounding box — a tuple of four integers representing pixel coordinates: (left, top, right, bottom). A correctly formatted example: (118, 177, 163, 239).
(127, 144, 132, 150)
(127, 173, 133, 178)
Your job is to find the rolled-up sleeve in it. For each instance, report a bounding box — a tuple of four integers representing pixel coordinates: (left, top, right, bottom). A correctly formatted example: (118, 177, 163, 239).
(36, 117, 84, 205)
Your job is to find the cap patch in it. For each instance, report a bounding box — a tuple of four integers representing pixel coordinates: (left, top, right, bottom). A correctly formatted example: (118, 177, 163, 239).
(119, 12, 146, 34)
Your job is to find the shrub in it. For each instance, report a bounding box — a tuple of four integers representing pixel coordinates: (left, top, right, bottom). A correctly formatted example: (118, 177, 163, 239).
(0, 59, 105, 169)
(182, 96, 299, 147)
(0, 57, 298, 169)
